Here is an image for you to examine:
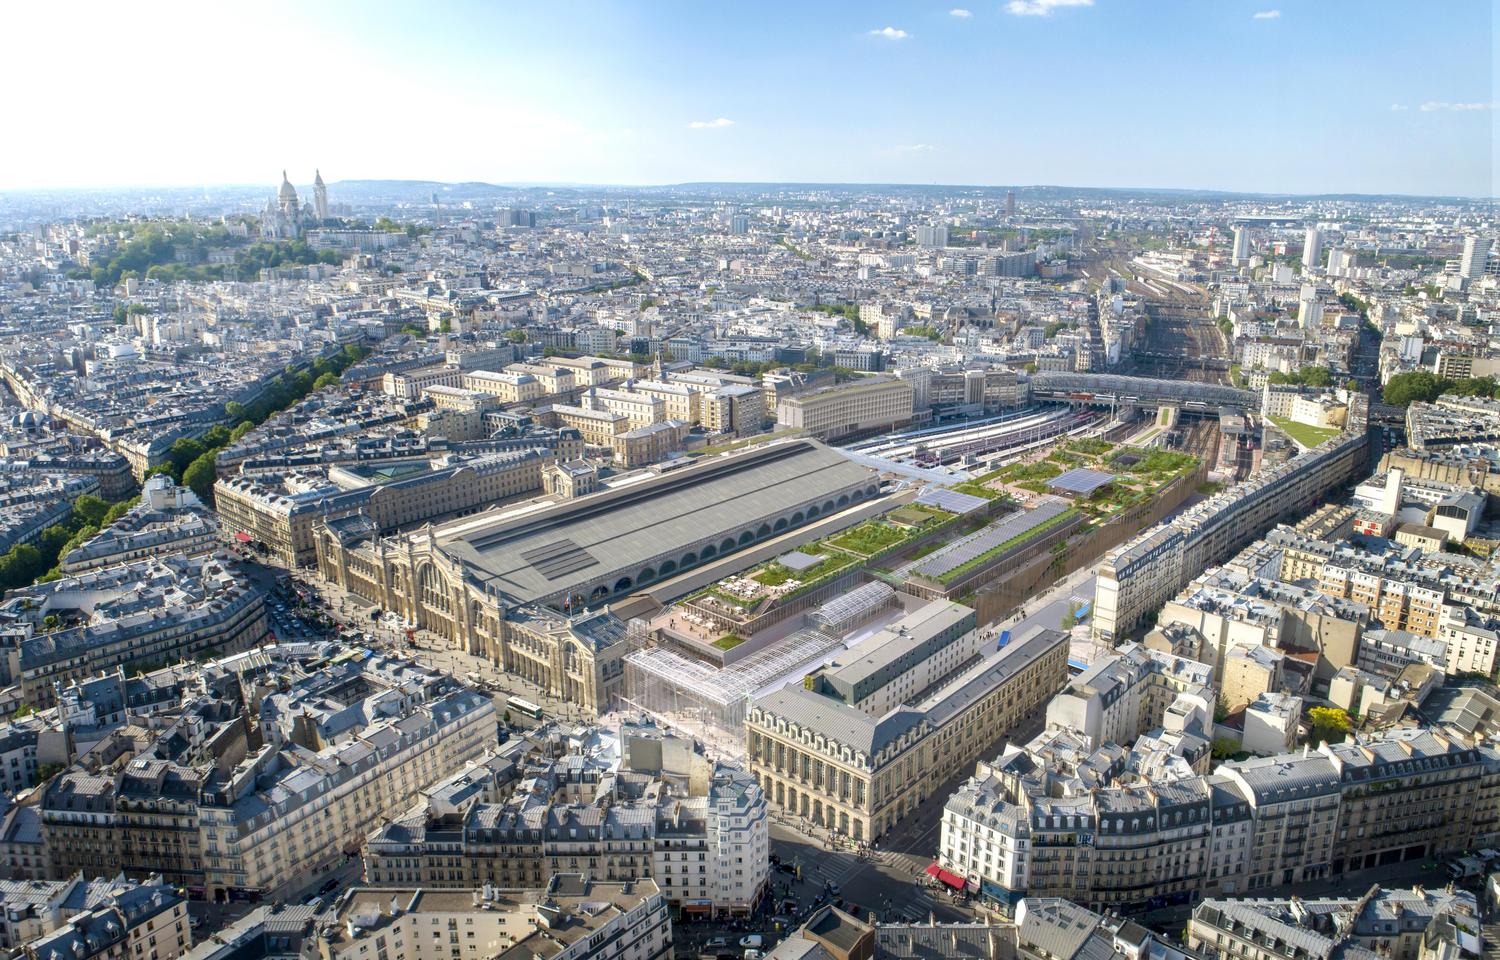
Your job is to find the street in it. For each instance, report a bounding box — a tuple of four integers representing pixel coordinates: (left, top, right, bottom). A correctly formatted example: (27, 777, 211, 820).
(219, 513, 1105, 933)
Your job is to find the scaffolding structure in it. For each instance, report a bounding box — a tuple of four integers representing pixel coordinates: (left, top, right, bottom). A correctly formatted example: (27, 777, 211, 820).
(806, 581, 898, 635)
(622, 627, 841, 759)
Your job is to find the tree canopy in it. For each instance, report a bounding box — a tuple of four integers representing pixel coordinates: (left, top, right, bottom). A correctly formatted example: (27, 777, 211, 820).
(1307, 706, 1352, 745)
(1381, 371, 1500, 406)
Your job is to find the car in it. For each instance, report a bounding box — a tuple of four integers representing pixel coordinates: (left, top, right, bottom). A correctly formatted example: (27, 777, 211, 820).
(744, 952, 762, 960)
(705, 938, 728, 950)
(739, 937, 763, 950)
(305, 896, 324, 911)
(189, 917, 203, 930)
(827, 882, 840, 896)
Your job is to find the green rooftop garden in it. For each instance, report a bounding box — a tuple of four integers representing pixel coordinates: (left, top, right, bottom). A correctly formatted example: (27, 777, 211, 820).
(1267, 415, 1342, 448)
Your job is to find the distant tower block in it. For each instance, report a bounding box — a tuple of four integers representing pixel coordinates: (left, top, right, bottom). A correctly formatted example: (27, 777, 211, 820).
(1231, 225, 1251, 265)
(1301, 227, 1323, 271)
(1005, 190, 1016, 218)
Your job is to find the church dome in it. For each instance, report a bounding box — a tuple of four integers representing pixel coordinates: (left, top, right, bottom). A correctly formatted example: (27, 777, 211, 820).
(278, 170, 298, 202)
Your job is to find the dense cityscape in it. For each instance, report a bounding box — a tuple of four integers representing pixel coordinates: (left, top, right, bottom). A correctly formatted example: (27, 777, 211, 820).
(1, 4, 1497, 960)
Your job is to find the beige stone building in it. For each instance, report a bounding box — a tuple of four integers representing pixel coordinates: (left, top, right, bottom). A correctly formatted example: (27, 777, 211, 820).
(320, 878, 670, 960)
(610, 420, 690, 468)
(421, 384, 497, 414)
(217, 450, 552, 567)
(547, 404, 628, 445)
(746, 626, 1067, 842)
(585, 387, 664, 429)
(775, 377, 914, 442)
(313, 440, 878, 715)
(462, 370, 545, 405)
(384, 366, 462, 399)
(630, 379, 701, 423)
(507, 362, 574, 395)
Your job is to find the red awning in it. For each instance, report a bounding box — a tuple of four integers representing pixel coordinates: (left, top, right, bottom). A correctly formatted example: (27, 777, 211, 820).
(234, 531, 252, 543)
(925, 862, 966, 891)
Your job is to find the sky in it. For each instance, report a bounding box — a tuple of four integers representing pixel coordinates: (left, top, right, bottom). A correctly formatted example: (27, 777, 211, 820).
(3, 0, 1495, 196)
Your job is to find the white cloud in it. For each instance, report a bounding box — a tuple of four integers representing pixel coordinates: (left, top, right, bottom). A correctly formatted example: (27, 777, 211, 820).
(1252, 10, 1280, 19)
(949, 8, 973, 17)
(1389, 104, 1408, 112)
(893, 144, 936, 153)
(687, 117, 735, 129)
(1006, 0, 1092, 17)
(868, 26, 909, 38)
(1419, 101, 1494, 112)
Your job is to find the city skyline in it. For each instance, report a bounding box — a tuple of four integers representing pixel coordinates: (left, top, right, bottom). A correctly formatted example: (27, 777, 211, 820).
(4, 0, 1495, 197)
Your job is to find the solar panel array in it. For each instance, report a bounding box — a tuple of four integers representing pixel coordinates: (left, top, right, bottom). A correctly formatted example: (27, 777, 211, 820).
(916, 486, 989, 515)
(1047, 467, 1117, 496)
(521, 539, 600, 578)
(912, 499, 1072, 579)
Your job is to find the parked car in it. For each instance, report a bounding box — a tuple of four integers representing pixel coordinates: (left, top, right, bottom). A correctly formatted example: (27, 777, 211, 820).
(739, 937, 763, 950)
(705, 939, 728, 950)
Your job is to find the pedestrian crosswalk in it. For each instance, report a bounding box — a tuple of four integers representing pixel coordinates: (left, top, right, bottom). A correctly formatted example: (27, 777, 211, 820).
(801, 849, 863, 888)
(1481, 923, 1500, 960)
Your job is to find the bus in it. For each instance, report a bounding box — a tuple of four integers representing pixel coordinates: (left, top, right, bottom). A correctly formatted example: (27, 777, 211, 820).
(507, 696, 543, 719)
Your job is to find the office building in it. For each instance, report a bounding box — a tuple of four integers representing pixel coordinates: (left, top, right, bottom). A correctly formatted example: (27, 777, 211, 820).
(747, 626, 1068, 844)
(775, 378, 914, 442)
(1459, 236, 1491, 280)
(1302, 227, 1324, 272)
(1232, 227, 1251, 265)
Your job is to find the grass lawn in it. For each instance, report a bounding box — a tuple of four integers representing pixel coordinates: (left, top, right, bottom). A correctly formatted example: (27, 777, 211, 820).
(752, 564, 795, 586)
(1267, 415, 1341, 448)
(713, 635, 745, 651)
(827, 521, 907, 556)
(999, 461, 1062, 484)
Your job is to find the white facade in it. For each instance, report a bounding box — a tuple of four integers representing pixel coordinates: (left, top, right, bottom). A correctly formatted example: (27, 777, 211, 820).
(1240, 693, 1300, 756)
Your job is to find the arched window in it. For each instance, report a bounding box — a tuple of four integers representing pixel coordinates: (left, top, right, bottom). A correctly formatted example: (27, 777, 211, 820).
(792, 511, 804, 524)
(738, 531, 754, 545)
(773, 517, 788, 531)
(720, 537, 736, 553)
(660, 559, 677, 575)
(614, 576, 633, 593)
(837, 494, 849, 507)
(681, 551, 698, 567)
(700, 544, 716, 558)
(640, 567, 656, 582)
(756, 523, 771, 538)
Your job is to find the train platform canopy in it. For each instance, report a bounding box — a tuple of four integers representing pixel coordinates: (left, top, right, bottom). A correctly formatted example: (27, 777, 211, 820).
(1047, 468, 1116, 497)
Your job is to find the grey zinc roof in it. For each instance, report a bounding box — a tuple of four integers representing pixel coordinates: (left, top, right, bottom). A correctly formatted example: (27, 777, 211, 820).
(1224, 752, 1341, 804)
(442, 439, 874, 605)
(925, 627, 1067, 726)
(752, 685, 926, 763)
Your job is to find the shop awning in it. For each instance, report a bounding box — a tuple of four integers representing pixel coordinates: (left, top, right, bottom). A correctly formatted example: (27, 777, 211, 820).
(925, 862, 966, 891)
(234, 531, 252, 543)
